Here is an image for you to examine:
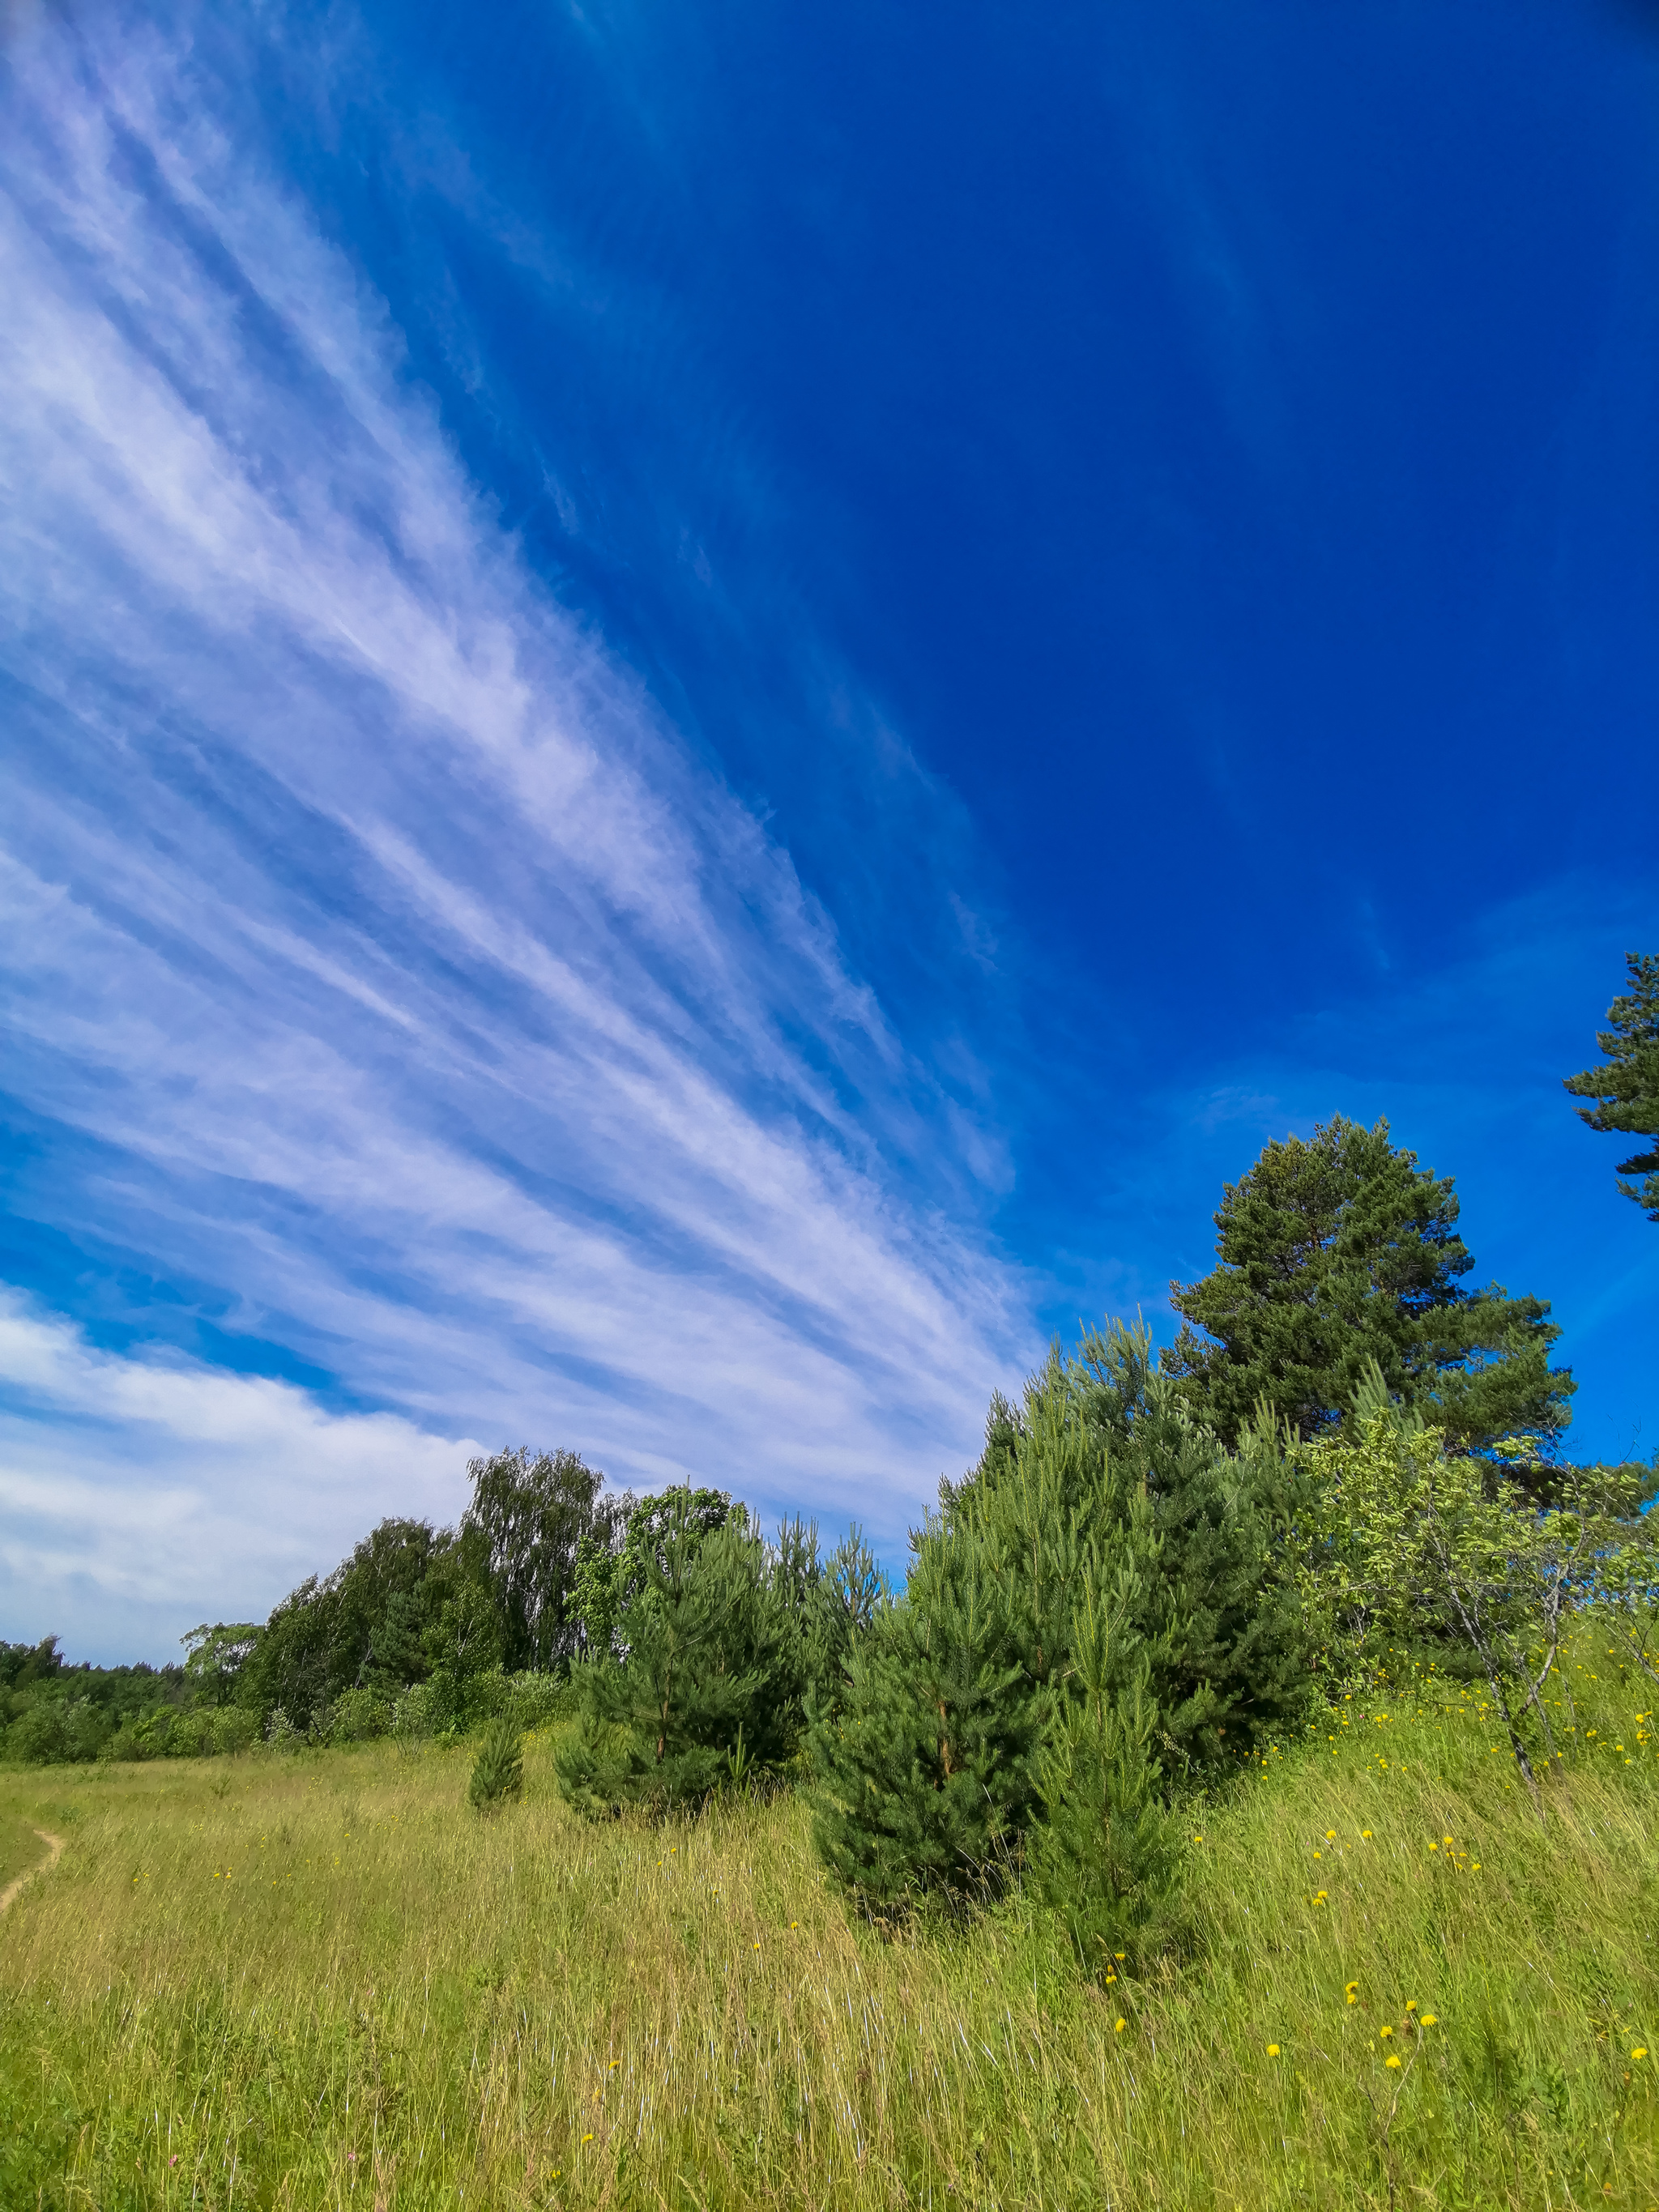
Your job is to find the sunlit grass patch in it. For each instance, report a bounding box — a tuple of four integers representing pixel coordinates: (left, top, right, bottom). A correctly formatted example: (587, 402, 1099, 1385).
(1, 1633, 1655, 2210)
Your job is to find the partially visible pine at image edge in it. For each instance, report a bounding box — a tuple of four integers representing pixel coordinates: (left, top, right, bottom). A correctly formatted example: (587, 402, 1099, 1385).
(1565, 949, 1659, 1223)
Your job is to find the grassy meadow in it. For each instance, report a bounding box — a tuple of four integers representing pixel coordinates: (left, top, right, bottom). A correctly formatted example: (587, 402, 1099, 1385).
(2, 1630, 1655, 2212)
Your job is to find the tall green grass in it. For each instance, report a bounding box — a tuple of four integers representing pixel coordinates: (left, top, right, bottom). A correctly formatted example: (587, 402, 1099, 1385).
(2, 1626, 1654, 2210)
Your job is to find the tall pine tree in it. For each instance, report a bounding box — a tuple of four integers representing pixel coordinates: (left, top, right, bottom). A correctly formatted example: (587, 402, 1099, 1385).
(1564, 952, 1659, 1223)
(1163, 1115, 1572, 1451)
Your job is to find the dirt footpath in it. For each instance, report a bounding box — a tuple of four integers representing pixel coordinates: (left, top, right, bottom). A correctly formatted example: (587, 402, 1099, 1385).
(0, 1829, 64, 1915)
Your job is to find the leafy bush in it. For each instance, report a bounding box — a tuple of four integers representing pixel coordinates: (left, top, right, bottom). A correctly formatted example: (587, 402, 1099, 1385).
(1294, 1363, 1659, 1780)
(328, 1686, 392, 1742)
(505, 1670, 574, 1732)
(469, 1716, 524, 1810)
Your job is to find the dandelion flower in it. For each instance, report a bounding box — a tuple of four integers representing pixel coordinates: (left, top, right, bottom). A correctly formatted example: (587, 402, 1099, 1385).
(1405, 2000, 1418, 2012)
(1115, 2018, 1127, 2034)
(1379, 2025, 1393, 2039)
(1633, 2047, 1649, 2061)
(1419, 2014, 1437, 2027)
(582, 2134, 595, 2145)
(1361, 1830, 1373, 1839)
(1384, 2055, 1401, 2069)
(1325, 1831, 1336, 1839)
(1266, 2044, 1280, 2056)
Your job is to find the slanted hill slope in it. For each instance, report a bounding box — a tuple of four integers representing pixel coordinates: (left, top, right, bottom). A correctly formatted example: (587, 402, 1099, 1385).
(2, 1630, 1654, 2210)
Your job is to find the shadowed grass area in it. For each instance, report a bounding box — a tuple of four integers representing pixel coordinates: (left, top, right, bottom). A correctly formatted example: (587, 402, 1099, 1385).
(1, 1630, 1654, 2210)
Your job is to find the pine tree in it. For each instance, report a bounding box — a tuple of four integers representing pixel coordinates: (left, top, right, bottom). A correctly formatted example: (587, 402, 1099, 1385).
(952, 1321, 1309, 1773)
(554, 1507, 783, 1814)
(810, 1322, 1304, 1915)
(808, 1522, 1043, 1906)
(1163, 1115, 1573, 1451)
(1026, 1557, 1179, 1974)
(468, 1715, 524, 1811)
(570, 1485, 732, 1662)
(1564, 952, 1659, 1223)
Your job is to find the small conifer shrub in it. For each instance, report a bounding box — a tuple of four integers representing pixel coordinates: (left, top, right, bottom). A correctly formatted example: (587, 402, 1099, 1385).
(468, 1716, 524, 1811)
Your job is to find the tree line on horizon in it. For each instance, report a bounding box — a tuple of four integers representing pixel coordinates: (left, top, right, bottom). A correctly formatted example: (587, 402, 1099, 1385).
(3, 955, 1657, 1965)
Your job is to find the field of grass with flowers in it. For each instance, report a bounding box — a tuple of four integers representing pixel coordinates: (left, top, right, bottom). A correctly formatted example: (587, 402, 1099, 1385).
(1, 1619, 1655, 2212)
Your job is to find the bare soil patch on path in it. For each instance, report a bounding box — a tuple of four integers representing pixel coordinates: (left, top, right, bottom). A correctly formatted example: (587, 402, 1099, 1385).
(0, 1826, 63, 1915)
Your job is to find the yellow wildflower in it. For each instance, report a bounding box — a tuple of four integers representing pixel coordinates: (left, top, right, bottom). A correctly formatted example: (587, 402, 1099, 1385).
(1419, 2014, 1437, 2027)
(1384, 2055, 1401, 2069)
(1115, 2018, 1126, 2034)
(1266, 2043, 1280, 2056)
(1633, 2047, 1649, 2061)
(1379, 2025, 1393, 2039)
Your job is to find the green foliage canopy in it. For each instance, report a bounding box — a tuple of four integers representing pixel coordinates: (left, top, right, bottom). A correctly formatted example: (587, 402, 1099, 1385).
(1163, 1115, 1573, 1451)
(1564, 951, 1659, 1223)
(810, 1323, 1307, 1934)
(464, 1447, 621, 1672)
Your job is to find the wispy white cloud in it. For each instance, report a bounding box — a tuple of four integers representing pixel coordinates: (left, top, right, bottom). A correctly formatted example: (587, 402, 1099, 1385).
(0, 11, 1034, 1653)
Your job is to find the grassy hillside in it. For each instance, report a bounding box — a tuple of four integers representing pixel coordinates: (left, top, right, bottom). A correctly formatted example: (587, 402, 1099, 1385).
(2, 1633, 1654, 2210)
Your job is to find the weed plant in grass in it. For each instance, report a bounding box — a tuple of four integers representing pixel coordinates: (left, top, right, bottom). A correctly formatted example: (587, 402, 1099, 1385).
(1, 1626, 1655, 2210)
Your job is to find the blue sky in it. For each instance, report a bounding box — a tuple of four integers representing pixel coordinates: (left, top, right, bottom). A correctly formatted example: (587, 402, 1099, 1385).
(2, 0, 1657, 1662)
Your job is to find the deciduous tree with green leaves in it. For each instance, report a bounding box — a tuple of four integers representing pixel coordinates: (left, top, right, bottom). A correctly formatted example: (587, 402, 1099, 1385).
(464, 1446, 625, 1672)
(1163, 1115, 1572, 1451)
(1293, 1363, 1657, 1794)
(1564, 951, 1659, 1223)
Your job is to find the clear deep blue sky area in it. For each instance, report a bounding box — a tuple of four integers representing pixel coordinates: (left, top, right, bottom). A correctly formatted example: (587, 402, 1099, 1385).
(2, 0, 1657, 1658)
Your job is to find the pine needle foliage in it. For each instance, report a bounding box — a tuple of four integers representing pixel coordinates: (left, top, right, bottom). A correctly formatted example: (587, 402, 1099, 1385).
(1563, 950, 1659, 1222)
(1162, 1115, 1572, 1451)
(808, 1522, 1043, 1905)
(467, 1716, 524, 1812)
(811, 1322, 1307, 1939)
(556, 1506, 783, 1814)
